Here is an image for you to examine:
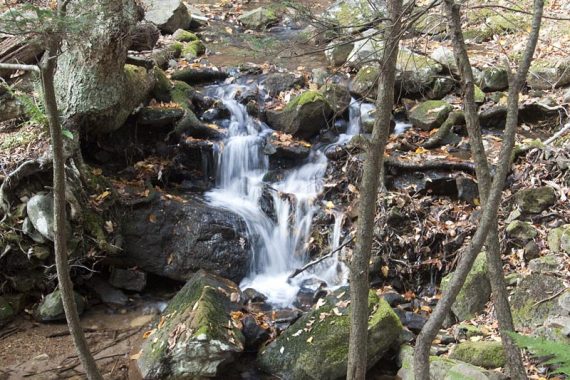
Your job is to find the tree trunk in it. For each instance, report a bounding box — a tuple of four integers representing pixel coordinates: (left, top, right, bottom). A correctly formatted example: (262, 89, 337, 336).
(40, 41, 104, 380)
(413, 1, 544, 379)
(442, 2, 527, 378)
(346, 1, 403, 379)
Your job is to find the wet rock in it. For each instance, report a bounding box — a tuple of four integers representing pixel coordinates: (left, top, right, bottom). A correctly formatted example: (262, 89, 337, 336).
(0, 296, 15, 327)
(138, 271, 244, 379)
(264, 135, 311, 162)
(441, 252, 490, 322)
(86, 276, 129, 306)
(381, 291, 405, 307)
(320, 83, 351, 116)
(450, 341, 506, 369)
(394, 309, 427, 333)
(171, 67, 228, 85)
(397, 345, 507, 380)
(238, 7, 278, 30)
(478, 67, 508, 91)
(266, 91, 333, 139)
(506, 220, 538, 242)
(325, 41, 354, 67)
(547, 224, 570, 254)
(258, 288, 402, 380)
(242, 314, 270, 351)
(515, 186, 557, 214)
(109, 267, 147, 292)
(528, 255, 563, 273)
(143, 0, 190, 34)
(527, 58, 570, 90)
(36, 289, 86, 322)
(136, 106, 185, 128)
(408, 100, 453, 131)
(129, 21, 160, 51)
(243, 288, 268, 304)
(262, 73, 305, 97)
(120, 197, 250, 283)
(201, 102, 231, 123)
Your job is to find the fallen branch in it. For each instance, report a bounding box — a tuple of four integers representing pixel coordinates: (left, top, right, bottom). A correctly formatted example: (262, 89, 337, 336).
(385, 156, 476, 174)
(289, 236, 354, 279)
(544, 122, 570, 145)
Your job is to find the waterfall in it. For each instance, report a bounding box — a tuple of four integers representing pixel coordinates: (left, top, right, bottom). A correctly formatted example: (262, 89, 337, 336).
(205, 85, 367, 306)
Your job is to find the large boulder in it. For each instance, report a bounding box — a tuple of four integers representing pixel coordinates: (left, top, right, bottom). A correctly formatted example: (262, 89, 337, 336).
(449, 341, 506, 369)
(477, 67, 508, 91)
(323, 0, 386, 31)
(262, 73, 305, 97)
(138, 271, 244, 379)
(441, 252, 490, 322)
(238, 7, 278, 30)
(397, 345, 507, 380)
(325, 40, 355, 67)
(527, 58, 570, 90)
(350, 65, 380, 98)
(396, 48, 442, 95)
(320, 83, 351, 116)
(514, 186, 557, 214)
(120, 197, 250, 283)
(257, 288, 402, 379)
(35, 288, 86, 322)
(408, 100, 453, 131)
(266, 91, 333, 139)
(143, 0, 191, 34)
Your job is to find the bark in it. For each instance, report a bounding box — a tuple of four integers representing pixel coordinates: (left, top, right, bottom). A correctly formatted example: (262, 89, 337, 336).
(40, 41, 103, 380)
(413, 1, 544, 379)
(346, 1, 403, 379)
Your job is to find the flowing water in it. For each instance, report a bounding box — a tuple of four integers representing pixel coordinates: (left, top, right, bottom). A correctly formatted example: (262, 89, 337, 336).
(205, 84, 389, 306)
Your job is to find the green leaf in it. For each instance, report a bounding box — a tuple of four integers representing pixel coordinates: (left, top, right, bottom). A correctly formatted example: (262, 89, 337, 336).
(62, 129, 74, 140)
(509, 332, 570, 375)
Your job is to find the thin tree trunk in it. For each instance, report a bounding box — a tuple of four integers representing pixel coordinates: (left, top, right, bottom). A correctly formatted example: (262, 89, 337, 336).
(40, 42, 104, 380)
(443, 2, 527, 377)
(413, 1, 544, 378)
(347, 1, 403, 378)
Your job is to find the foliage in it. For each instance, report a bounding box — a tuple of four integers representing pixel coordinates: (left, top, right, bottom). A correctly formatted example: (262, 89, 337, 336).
(10, 88, 48, 128)
(510, 332, 570, 375)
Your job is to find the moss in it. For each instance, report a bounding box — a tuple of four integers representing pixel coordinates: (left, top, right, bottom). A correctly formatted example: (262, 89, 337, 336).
(171, 42, 183, 56)
(170, 81, 193, 109)
(181, 40, 206, 59)
(397, 49, 441, 73)
(450, 341, 506, 369)
(0, 296, 15, 322)
(173, 30, 199, 42)
(151, 68, 172, 102)
(83, 208, 106, 243)
(285, 91, 328, 111)
(474, 85, 485, 103)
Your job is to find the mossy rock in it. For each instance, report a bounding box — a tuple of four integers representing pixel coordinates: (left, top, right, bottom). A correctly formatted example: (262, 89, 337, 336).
(397, 345, 507, 380)
(506, 220, 538, 241)
(173, 29, 199, 42)
(547, 224, 570, 254)
(138, 270, 244, 379)
(325, 41, 355, 67)
(324, 0, 384, 30)
(514, 186, 557, 214)
(238, 7, 278, 30)
(474, 85, 486, 103)
(320, 83, 351, 115)
(441, 252, 490, 322)
(450, 341, 506, 369)
(350, 65, 379, 98)
(181, 40, 206, 60)
(527, 58, 570, 90)
(528, 255, 563, 273)
(0, 296, 15, 327)
(396, 48, 442, 95)
(408, 100, 453, 131)
(151, 67, 172, 102)
(479, 68, 508, 92)
(35, 288, 86, 322)
(257, 288, 402, 380)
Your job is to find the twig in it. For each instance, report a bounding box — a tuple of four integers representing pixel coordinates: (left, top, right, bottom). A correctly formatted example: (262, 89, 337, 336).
(532, 288, 567, 307)
(289, 236, 354, 279)
(544, 123, 570, 145)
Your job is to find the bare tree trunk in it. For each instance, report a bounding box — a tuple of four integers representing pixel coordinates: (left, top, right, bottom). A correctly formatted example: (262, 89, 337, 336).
(413, 1, 544, 379)
(442, 2, 527, 378)
(40, 39, 104, 380)
(347, 1, 403, 378)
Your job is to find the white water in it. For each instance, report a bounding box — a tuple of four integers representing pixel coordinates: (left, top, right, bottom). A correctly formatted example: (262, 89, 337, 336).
(205, 85, 394, 306)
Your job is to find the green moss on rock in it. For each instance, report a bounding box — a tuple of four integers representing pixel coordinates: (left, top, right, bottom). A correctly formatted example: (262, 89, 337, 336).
(285, 91, 329, 110)
(181, 40, 206, 60)
(173, 29, 199, 42)
(515, 186, 557, 214)
(450, 341, 506, 369)
(408, 100, 453, 130)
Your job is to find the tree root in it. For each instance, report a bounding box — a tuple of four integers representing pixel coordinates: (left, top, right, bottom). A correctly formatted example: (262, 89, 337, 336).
(422, 111, 465, 149)
(0, 159, 50, 217)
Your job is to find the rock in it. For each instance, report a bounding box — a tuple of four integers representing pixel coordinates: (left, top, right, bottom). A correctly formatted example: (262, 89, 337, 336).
(243, 288, 268, 304)
(350, 65, 379, 98)
(22, 217, 47, 244)
(26, 193, 70, 242)
(238, 7, 278, 30)
(345, 29, 384, 67)
(138, 271, 244, 379)
(397, 345, 507, 380)
(36, 289, 86, 322)
(430, 46, 457, 74)
(120, 197, 250, 283)
(30, 245, 51, 260)
(478, 68, 508, 91)
(320, 83, 351, 116)
(450, 341, 506, 369)
(109, 267, 147, 292)
(506, 221, 538, 241)
(0, 296, 15, 327)
(515, 186, 557, 214)
(258, 288, 401, 379)
(408, 100, 453, 131)
(413, 13, 448, 36)
(323, 0, 386, 30)
(456, 177, 480, 205)
(396, 48, 442, 95)
(171, 67, 228, 85)
(528, 255, 563, 273)
(428, 77, 455, 100)
(136, 106, 185, 128)
(266, 91, 333, 139)
(547, 225, 570, 254)
(393, 309, 427, 333)
(311, 68, 330, 86)
(143, 0, 190, 34)
(129, 21, 160, 51)
(181, 40, 206, 60)
(523, 240, 541, 262)
(86, 276, 129, 306)
(172, 29, 199, 42)
(479, 105, 507, 129)
(0, 95, 25, 122)
(511, 273, 567, 338)
(262, 73, 305, 97)
(325, 41, 354, 67)
(527, 58, 570, 90)
(242, 314, 270, 351)
(264, 136, 311, 163)
(151, 68, 172, 103)
(441, 252, 490, 322)
(474, 86, 486, 103)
